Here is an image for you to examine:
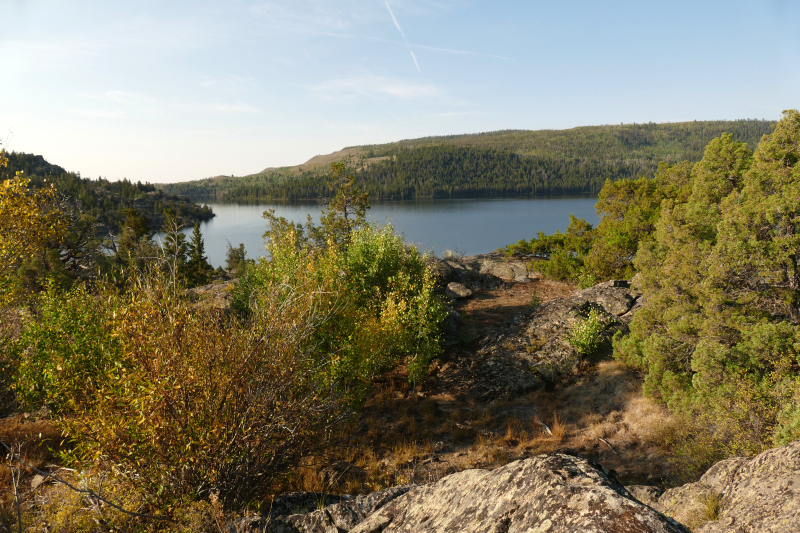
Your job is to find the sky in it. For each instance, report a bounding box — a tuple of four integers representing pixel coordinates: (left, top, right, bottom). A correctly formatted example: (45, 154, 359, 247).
(2, 0, 799, 184)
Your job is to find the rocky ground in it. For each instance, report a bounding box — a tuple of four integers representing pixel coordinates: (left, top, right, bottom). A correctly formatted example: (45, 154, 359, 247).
(341, 253, 677, 493)
(247, 253, 800, 532)
(3, 254, 798, 532)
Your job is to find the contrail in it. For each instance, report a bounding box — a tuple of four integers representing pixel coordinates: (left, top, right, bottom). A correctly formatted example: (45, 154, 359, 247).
(386, 1, 405, 37)
(386, 1, 421, 73)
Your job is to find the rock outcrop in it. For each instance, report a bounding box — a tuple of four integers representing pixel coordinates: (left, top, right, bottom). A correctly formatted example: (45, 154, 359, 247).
(465, 280, 639, 400)
(427, 252, 539, 292)
(655, 440, 800, 532)
(445, 282, 473, 299)
(186, 279, 237, 310)
(235, 437, 800, 532)
(243, 453, 687, 533)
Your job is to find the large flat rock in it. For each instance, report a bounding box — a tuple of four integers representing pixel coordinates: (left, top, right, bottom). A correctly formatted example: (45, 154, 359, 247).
(351, 453, 687, 533)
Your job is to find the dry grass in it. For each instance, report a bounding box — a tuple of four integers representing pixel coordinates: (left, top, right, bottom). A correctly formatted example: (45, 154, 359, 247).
(353, 356, 680, 489)
(0, 415, 64, 500)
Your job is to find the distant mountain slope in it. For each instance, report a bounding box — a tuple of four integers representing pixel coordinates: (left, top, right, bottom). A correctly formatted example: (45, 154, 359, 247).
(3, 152, 214, 234)
(161, 119, 774, 201)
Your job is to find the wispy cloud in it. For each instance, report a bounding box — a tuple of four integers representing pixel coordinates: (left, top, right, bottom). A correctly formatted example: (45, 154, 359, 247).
(103, 91, 157, 105)
(179, 102, 261, 114)
(66, 108, 127, 119)
(250, 1, 354, 34)
(311, 74, 441, 101)
(199, 75, 258, 92)
(411, 43, 514, 61)
(79, 90, 259, 116)
(385, 2, 421, 73)
(427, 110, 486, 117)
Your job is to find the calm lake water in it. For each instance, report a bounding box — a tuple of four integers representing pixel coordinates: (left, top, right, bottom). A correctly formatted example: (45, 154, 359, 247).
(181, 197, 599, 268)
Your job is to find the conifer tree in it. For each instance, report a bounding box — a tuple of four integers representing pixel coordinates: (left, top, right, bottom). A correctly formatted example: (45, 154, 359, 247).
(614, 110, 800, 461)
(185, 221, 212, 287)
(225, 242, 248, 277)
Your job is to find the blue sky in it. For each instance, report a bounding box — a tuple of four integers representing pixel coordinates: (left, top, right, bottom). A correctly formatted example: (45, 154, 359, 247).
(2, 0, 799, 183)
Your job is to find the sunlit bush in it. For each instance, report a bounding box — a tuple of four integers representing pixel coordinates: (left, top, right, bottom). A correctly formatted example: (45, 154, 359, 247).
(11, 282, 122, 413)
(55, 269, 353, 510)
(235, 222, 445, 394)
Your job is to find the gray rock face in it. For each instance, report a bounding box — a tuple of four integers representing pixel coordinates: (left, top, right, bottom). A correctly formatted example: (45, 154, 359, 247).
(522, 280, 634, 380)
(469, 280, 639, 399)
(445, 282, 473, 299)
(350, 453, 688, 533)
(236, 486, 413, 533)
(656, 440, 800, 532)
(625, 485, 664, 508)
(238, 441, 800, 533)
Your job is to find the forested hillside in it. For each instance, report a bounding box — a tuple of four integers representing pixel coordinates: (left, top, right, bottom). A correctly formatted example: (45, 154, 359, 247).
(4, 152, 214, 234)
(162, 119, 774, 201)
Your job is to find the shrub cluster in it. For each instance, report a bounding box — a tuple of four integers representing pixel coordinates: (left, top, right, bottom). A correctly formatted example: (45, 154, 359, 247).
(236, 221, 445, 392)
(5, 162, 446, 515)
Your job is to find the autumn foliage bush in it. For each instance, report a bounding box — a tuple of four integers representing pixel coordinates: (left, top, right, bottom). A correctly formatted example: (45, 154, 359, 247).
(8, 267, 354, 511)
(7, 162, 445, 513)
(0, 150, 66, 305)
(235, 221, 445, 395)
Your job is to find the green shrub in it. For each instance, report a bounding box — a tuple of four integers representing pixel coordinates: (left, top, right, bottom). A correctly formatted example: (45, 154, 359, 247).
(512, 215, 594, 284)
(569, 308, 607, 356)
(576, 269, 596, 290)
(11, 282, 122, 413)
(235, 222, 445, 391)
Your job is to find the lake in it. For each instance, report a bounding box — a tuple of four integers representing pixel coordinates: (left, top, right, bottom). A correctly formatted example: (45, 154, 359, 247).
(180, 197, 599, 268)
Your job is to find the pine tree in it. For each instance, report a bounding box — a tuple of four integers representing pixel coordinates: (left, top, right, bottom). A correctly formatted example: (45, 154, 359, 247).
(224, 242, 248, 277)
(185, 221, 212, 288)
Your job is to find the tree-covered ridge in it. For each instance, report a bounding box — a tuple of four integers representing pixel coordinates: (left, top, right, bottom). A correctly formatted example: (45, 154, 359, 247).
(3, 152, 214, 234)
(161, 119, 774, 201)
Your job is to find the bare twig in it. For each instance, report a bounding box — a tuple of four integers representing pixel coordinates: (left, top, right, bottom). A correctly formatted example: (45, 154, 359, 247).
(9, 444, 22, 533)
(0, 439, 173, 523)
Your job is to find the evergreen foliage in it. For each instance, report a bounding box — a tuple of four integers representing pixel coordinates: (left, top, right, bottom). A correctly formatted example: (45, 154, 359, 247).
(610, 111, 800, 468)
(162, 120, 773, 201)
(2, 151, 214, 234)
(184, 221, 213, 287)
(505, 111, 800, 473)
(224, 242, 249, 277)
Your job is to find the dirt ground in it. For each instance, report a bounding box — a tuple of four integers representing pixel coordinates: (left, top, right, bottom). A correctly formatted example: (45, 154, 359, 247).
(336, 279, 680, 496)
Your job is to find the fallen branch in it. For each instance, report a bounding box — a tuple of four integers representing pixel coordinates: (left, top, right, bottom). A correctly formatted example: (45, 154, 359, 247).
(598, 437, 619, 456)
(536, 420, 553, 436)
